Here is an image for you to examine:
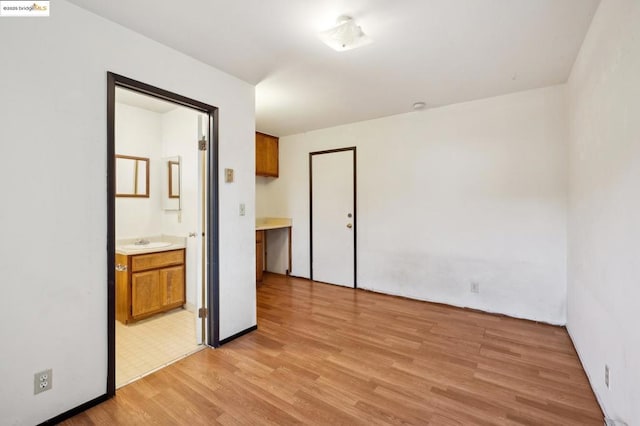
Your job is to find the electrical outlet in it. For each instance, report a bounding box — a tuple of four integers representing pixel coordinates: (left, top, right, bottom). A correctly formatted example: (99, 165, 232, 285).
(470, 281, 480, 293)
(34, 369, 52, 395)
(605, 364, 610, 389)
(239, 203, 246, 216)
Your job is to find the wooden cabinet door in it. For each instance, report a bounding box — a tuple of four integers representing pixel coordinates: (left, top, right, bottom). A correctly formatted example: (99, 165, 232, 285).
(131, 270, 162, 318)
(256, 132, 279, 177)
(115, 253, 130, 323)
(161, 265, 185, 306)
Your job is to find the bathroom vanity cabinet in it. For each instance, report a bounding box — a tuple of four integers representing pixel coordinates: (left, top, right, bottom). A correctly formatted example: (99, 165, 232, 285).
(115, 248, 186, 324)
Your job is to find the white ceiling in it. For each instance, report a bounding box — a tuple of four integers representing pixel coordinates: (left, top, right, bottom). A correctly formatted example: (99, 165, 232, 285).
(69, 0, 600, 136)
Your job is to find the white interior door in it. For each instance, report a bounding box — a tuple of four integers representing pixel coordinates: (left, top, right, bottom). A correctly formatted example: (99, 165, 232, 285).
(194, 114, 208, 345)
(311, 149, 356, 287)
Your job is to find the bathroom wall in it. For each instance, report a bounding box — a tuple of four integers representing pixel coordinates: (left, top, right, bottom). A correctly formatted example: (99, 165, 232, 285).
(115, 102, 164, 238)
(0, 1, 256, 424)
(257, 85, 568, 325)
(567, 0, 640, 422)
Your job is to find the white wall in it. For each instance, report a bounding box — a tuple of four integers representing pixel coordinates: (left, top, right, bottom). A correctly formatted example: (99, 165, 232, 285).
(567, 0, 640, 423)
(115, 103, 164, 238)
(0, 1, 255, 424)
(257, 85, 568, 325)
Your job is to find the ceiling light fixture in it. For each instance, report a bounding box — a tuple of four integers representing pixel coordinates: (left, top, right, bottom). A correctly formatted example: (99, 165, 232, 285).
(413, 101, 426, 110)
(319, 15, 372, 52)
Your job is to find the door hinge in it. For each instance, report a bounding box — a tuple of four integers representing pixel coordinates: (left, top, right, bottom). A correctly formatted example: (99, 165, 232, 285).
(198, 307, 208, 318)
(198, 137, 207, 151)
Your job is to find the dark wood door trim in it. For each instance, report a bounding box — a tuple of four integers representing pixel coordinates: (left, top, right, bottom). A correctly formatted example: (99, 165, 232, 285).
(106, 72, 221, 397)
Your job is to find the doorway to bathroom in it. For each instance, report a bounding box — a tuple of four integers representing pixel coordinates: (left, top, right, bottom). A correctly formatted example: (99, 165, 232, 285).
(107, 73, 220, 395)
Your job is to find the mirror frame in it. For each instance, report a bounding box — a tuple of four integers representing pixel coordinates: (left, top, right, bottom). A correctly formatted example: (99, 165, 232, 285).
(168, 160, 180, 199)
(115, 154, 150, 198)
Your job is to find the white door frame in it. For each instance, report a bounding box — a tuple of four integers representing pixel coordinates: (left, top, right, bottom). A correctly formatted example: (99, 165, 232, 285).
(309, 147, 357, 288)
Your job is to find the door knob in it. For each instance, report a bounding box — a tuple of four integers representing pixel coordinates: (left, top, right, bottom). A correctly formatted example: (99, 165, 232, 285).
(346, 223, 353, 229)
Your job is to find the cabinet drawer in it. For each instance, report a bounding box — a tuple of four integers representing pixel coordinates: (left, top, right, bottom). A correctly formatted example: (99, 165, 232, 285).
(131, 249, 184, 272)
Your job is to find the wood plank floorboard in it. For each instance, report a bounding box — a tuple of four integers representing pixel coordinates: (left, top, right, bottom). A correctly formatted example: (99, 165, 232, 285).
(62, 273, 603, 425)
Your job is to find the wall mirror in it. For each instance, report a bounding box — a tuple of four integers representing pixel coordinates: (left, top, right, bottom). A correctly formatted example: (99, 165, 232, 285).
(168, 160, 180, 198)
(162, 156, 181, 210)
(115, 155, 149, 198)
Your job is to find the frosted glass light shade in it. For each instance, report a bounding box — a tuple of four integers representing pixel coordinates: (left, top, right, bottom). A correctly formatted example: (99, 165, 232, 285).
(319, 16, 372, 52)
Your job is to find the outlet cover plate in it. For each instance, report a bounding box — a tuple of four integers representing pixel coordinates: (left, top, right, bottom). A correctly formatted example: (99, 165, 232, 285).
(34, 369, 52, 395)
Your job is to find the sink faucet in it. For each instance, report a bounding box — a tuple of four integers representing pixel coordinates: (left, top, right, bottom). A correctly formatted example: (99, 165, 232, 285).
(134, 238, 150, 245)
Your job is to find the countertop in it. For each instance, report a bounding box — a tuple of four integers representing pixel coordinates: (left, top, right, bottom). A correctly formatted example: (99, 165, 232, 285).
(116, 235, 187, 255)
(256, 217, 292, 231)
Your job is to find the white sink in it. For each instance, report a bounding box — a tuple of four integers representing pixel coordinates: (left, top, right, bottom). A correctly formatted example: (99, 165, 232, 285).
(119, 242, 173, 250)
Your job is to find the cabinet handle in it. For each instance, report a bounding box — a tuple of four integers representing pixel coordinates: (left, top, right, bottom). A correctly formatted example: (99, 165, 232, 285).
(115, 264, 127, 272)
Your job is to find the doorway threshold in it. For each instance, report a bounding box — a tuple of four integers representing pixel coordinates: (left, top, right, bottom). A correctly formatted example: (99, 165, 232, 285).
(117, 345, 206, 389)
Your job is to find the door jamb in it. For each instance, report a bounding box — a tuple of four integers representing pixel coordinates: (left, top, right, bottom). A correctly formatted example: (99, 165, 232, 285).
(107, 72, 220, 397)
(309, 147, 357, 289)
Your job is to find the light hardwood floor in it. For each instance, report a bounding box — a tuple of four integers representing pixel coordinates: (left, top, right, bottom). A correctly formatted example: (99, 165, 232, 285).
(63, 273, 603, 425)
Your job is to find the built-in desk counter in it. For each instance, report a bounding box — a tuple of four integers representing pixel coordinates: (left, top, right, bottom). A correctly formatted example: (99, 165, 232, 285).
(255, 217, 292, 231)
(256, 218, 292, 282)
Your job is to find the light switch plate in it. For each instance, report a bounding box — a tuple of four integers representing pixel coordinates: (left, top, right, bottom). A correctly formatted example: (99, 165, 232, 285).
(224, 168, 234, 183)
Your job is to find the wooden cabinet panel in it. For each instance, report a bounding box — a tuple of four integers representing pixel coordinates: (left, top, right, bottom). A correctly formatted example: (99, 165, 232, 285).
(162, 265, 185, 306)
(115, 253, 131, 323)
(256, 132, 279, 177)
(256, 231, 264, 283)
(132, 270, 162, 318)
(131, 249, 184, 272)
(116, 248, 186, 324)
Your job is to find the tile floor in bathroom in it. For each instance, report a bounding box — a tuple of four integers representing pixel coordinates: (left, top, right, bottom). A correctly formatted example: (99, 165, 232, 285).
(116, 308, 202, 388)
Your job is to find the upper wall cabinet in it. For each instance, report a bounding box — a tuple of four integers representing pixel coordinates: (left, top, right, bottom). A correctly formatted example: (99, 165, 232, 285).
(256, 132, 279, 177)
